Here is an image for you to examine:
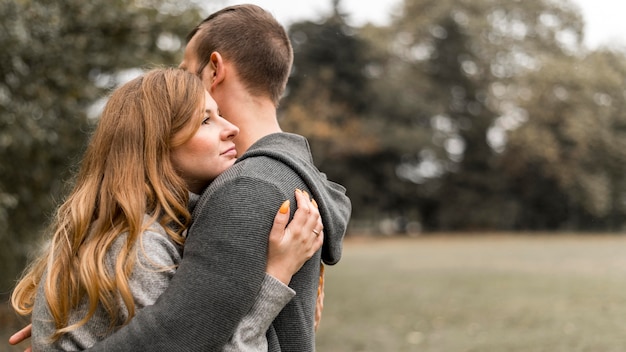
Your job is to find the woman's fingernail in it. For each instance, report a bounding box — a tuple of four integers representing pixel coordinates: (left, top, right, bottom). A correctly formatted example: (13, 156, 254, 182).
(312, 199, 318, 208)
(279, 200, 290, 214)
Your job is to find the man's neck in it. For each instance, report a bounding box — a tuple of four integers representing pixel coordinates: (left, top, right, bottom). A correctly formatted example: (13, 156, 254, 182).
(223, 95, 282, 153)
(234, 117, 281, 153)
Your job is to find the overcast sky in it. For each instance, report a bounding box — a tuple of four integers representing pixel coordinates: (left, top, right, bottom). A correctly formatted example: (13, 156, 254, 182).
(221, 0, 626, 50)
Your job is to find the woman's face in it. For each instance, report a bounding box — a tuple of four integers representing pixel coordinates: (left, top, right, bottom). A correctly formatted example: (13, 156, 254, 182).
(170, 91, 239, 193)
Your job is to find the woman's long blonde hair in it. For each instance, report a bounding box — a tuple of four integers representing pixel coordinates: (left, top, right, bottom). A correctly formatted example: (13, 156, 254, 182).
(11, 68, 206, 340)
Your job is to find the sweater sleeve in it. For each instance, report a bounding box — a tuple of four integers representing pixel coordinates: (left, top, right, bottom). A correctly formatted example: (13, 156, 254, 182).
(224, 274, 295, 352)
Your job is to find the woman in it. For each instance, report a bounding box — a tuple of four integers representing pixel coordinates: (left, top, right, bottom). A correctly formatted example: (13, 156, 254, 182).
(10, 68, 323, 351)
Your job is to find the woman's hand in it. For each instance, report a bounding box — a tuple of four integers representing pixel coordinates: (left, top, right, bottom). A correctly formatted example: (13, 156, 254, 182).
(266, 189, 324, 285)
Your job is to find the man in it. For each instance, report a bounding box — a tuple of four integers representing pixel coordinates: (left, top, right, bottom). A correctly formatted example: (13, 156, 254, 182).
(10, 4, 350, 351)
(93, 4, 349, 351)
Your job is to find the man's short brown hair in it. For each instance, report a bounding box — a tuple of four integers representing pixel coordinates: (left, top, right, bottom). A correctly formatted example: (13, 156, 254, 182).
(187, 4, 293, 106)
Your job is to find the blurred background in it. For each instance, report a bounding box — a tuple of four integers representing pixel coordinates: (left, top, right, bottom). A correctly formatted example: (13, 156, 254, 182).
(3, 0, 626, 350)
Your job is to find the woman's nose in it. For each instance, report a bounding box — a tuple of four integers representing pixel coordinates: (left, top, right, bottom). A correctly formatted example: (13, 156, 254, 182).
(221, 118, 239, 140)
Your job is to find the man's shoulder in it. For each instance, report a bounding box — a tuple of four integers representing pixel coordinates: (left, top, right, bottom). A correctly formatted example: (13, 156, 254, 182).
(217, 153, 301, 185)
(195, 153, 305, 210)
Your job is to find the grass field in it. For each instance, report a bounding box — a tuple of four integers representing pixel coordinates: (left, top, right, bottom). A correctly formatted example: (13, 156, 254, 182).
(314, 234, 626, 352)
(4, 234, 626, 351)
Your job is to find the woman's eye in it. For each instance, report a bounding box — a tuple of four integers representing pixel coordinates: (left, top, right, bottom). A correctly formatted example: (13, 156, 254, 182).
(202, 116, 211, 125)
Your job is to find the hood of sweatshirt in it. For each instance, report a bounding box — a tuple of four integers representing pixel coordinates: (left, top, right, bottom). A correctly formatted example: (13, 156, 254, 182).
(237, 132, 352, 265)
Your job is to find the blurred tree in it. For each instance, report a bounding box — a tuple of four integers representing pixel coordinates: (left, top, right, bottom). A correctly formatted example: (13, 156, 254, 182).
(0, 0, 203, 294)
(357, 0, 617, 230)
(419, 15, 507, 230)
(281, 1, 433, 228)
(503, 50, 626, 230)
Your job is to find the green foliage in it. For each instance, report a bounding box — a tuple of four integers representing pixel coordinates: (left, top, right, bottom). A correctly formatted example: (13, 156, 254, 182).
(4, 0, 626, 294)
(503, 50, 626, 230)
(0, 0, 202, 293)
(283, 0, 626, 231)
(368, 0, 590, 230)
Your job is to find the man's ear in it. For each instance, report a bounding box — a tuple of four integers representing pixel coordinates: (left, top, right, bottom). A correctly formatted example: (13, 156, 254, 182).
(208, 52, 225, 90)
